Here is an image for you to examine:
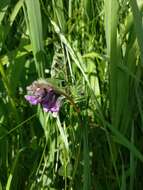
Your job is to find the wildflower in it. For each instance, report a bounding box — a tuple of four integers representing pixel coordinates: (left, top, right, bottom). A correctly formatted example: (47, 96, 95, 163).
(25, 80, 61, 115)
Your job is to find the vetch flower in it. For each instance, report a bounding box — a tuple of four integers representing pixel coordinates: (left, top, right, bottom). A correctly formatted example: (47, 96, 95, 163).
(25, 80, 62, 115)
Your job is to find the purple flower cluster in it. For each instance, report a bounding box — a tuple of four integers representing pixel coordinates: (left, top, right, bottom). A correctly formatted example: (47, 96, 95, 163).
(25, 80, 61, 114)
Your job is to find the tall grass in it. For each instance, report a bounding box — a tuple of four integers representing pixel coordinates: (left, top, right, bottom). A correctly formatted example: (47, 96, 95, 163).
(0, 0, 143, 189)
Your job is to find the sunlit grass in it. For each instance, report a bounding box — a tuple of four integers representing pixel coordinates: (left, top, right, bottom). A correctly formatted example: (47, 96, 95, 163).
(0, 0, 143, 189)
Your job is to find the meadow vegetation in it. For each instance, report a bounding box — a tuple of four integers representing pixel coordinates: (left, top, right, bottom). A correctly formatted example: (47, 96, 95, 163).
(0, 0, 143, 189)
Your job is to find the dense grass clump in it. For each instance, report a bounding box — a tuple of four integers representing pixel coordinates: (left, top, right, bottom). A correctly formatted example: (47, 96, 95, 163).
(1, 0, 143, 189)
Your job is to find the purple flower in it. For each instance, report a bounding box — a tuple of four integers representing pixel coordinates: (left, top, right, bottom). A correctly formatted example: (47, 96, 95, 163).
(25, 80, 61, 115)
(25, 95, 41, 105)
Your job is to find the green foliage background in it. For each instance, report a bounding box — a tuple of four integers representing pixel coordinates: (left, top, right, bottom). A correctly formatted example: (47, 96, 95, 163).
(0, 0, 143, 189)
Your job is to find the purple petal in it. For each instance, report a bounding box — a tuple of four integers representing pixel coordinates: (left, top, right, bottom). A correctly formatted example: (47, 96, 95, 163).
(42, 98, 61, 113)
(50, 100, 61, 112)
(25, 95, 40, 105)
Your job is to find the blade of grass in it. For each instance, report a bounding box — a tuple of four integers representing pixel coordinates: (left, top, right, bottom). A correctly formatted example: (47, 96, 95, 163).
(0, 0, 10, 24)
(23, 0, 45, 77)
(104, 0, 119, 121)
(0, 61, 19, 121)
(82, 116, 91, 190)
(9, 0, 24, 26)
(6, 148, 26, 190)
(108, 123, 143, 162)
(129, 122, 136, 190)
(130, 0, 143, 64)
(52, 0, 66, 32)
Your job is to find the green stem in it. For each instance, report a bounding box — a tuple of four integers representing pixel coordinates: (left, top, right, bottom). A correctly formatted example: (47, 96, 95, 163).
(0, 62, 19, 121)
